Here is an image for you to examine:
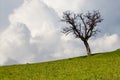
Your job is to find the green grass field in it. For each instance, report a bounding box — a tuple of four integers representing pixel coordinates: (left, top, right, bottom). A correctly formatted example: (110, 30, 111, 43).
(0, 49, 120, 80)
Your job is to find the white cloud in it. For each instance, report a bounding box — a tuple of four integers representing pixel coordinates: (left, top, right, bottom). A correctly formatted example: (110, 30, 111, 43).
(42, 0, 85, 15)
(0, 0, 120, 65)
(0, 0, 62, 65)
(0, 0, 23, 31)
(9, 0, 60, 37)
(0, 54, 7, 65)
(90, 34, 120, 53)
(0, 22, 35, 64)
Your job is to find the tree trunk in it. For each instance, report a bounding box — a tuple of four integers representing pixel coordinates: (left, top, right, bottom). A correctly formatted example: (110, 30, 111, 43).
(83, 40, 91, 56)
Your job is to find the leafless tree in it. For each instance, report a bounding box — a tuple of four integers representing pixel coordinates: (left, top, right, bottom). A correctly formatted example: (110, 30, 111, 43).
(61, 10, 103, 56)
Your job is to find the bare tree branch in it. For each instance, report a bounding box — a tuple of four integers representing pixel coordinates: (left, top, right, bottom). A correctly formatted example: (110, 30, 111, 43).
(61, 10, 103, 55)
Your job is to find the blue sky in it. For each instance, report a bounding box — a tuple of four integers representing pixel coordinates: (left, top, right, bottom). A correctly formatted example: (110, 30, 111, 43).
(0, 0, 120, 65)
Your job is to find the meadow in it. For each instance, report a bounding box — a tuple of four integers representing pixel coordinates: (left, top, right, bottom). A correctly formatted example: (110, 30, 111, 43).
(0, 49, 120, 80)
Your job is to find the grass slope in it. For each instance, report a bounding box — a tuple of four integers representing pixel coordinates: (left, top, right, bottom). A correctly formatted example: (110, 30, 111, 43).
(0, 49, 120, 80)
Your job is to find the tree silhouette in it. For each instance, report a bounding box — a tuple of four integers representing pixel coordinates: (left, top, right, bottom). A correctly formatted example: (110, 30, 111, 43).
(61, 10, 103, 55)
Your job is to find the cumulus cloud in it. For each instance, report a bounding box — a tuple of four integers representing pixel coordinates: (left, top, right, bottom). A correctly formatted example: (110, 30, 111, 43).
(90, 34, 120, 53)
(0, 0, 23, 32)
(0, 0, 120, 65)
(0, 0, 62, 65)
(0, 54, 7, 65)
(42, 0, 85, 15)
(0, 22, 34, 64)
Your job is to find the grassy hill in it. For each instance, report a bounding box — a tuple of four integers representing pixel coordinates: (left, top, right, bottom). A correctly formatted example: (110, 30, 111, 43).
(0, 49, 120, 80)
